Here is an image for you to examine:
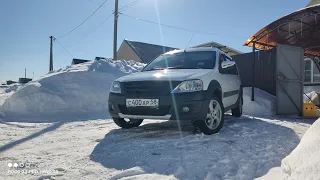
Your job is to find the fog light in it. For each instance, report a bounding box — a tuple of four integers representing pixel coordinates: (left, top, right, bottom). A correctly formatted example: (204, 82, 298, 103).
(182, 106, 190, 113)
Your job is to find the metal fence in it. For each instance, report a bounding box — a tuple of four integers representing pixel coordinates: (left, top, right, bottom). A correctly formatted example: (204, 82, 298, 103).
(232, 49, 277, 95)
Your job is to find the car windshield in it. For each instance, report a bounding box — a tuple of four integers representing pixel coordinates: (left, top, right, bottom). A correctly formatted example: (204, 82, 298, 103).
(143, 51, 216, 71)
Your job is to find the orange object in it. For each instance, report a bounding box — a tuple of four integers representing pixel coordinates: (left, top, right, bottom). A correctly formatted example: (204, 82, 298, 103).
(303, 102, 317, 118)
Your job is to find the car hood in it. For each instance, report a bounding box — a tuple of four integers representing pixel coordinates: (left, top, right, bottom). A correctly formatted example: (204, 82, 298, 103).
(116, 69, 212, 82)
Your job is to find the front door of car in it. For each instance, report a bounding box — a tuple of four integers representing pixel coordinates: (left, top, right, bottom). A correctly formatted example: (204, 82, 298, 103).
(218, 54, 240, 108)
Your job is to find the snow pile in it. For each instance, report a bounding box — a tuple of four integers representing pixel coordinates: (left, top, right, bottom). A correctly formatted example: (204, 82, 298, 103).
(0, 83, 23, 94)
(242, 88, 276, 116)
(0, 59, 145, 121)
(0, 83, 23, 106)
(281, 118, 320, 180)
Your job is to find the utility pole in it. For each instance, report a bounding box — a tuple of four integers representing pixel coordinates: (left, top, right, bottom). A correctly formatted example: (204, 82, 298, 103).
(25, 68, 26, 78)
(49, 36, 54, 72)
(113, 0, 119, 60)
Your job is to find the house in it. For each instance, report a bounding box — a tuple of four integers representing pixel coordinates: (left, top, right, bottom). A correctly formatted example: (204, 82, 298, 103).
(18, 78, 32, 84)
(304, 57, 320, 83)
(71, 58, 91, 65)
(117, 40, 177, 63)
(6, 80, 17, 85)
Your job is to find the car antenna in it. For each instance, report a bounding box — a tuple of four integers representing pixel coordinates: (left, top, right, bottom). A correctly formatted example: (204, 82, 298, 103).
(184, 32, 196, 52)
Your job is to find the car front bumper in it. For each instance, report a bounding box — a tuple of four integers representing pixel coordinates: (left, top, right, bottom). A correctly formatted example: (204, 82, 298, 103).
(108, 91, 210, 121)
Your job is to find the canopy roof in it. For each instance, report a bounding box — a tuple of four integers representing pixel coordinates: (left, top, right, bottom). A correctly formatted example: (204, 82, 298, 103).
(244, 3, 320, 56)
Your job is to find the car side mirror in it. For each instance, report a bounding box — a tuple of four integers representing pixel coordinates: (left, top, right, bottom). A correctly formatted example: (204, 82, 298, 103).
(221, 61, 235, 69)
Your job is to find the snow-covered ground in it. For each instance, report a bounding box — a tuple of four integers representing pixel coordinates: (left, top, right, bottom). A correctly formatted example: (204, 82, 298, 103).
(0, 115, 312, 180)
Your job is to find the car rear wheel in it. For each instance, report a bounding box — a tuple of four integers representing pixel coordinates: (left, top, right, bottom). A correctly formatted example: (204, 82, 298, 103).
(194, 95, 224, 135)
(113, 118, 143, 129)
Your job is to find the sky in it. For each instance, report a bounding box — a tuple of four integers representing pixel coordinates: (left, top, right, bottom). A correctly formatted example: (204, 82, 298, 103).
(0, 0, 310, 82)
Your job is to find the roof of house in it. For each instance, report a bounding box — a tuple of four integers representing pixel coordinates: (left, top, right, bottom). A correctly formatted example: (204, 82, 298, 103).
(124, 40, 178, 63)
(193, 41, 243, 56)
(307, 0, 320, 7)
(72, 58, 91, 65)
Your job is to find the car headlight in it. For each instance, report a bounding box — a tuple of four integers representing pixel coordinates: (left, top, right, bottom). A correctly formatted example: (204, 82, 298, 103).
(172, 80, 203, 93)
(110, 81, 121, 93)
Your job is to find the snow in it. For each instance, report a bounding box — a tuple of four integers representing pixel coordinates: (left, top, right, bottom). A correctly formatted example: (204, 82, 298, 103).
(255, 167, 282, 180)
(281, 118, 320, 180)
(243, 88, 276, 116)
(0, 83, 23, 107)
(0, 116, 312, 180)
(0, 59, 145, 121)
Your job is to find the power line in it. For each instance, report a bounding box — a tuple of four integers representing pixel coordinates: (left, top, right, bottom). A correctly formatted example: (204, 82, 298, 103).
(119, 0, 141, 12)
(119, 13, 248, 39)
(85, 0, 100, 5)
(53, 13, 114, 50)
(88, 0, 100, 5)
(79, 12, 114, 43)
(96, 12, 114, 30)
(55, 38, 74, 58)
(57, 0, 109, 38)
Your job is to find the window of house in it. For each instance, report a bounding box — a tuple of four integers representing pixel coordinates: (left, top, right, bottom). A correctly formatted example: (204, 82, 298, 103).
(305, 60, 312, 82)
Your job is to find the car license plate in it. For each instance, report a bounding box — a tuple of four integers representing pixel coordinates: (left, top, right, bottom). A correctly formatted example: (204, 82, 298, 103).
(126, 99, 159, 107)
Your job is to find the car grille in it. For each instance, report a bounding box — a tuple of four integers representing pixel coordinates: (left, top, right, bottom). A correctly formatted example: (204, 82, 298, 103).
(122, 81, 181, 97)
(118, 105, 171, 116)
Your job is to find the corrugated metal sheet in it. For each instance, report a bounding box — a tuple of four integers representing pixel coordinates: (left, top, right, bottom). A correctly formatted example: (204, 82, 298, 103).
(232, 50, 276, 95)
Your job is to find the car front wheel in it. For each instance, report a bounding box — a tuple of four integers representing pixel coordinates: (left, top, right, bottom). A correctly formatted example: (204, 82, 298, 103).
(194, 95, 224, 135)
(113, 118, 143, 129)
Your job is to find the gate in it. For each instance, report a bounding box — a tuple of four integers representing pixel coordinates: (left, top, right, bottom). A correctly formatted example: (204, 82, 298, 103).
(276, 44, 304, 115)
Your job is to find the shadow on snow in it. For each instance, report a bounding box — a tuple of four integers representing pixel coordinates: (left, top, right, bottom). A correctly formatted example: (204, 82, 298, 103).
(90, 115, 309, 179)
(0, 111, 110, 123)
(0, 122, 64, 153)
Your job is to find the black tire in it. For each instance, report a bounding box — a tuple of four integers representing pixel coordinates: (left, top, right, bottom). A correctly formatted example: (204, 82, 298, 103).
(193, 95, 224, 135)
(232, 95, 243, 117)
(113, 118, 143, 129)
